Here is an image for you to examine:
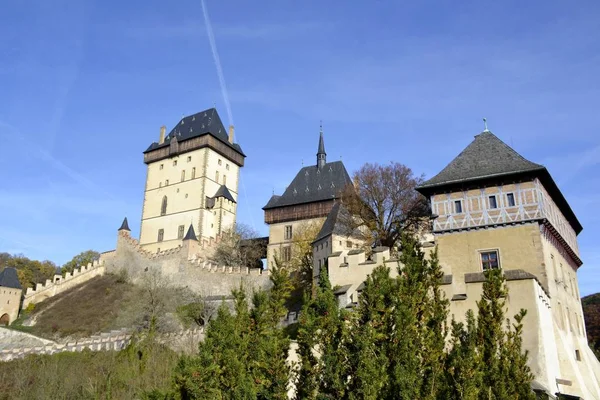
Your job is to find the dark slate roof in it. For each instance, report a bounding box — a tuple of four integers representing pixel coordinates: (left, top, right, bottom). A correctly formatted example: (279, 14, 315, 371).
(333, 284, 352, 295)
(213, 185, 236, 203)
(417, 130, 583, 234)
(144, 108, 245, 157)
(418, 131, 543, 189)
(263, 161, 352, 210)
(0, 268, 22, 289)
(313, 203, 362, 243)
(183, 224, 198, 241)
(118, 217, 130, 231)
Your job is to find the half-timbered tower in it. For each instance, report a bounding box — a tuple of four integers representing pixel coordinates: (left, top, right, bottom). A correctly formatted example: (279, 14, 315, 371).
(262, 128, 353, 268)
(417, 129, 600, 398)
(139, 108, 245, 252)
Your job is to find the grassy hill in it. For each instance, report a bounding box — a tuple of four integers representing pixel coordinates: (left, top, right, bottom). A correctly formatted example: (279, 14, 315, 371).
(13, 274, 138, 339)
(582, 292, 600, 355)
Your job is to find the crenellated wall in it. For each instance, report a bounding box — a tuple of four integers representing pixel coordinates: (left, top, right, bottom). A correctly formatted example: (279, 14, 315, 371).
(0, 327, 205, 362)
(21, 260, 106, 309)
(104, 230, 271, 297)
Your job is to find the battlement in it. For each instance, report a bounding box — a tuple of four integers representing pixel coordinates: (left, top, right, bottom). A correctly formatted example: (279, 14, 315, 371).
(0, 327, 204, 362)
(22, 259, 106, 309)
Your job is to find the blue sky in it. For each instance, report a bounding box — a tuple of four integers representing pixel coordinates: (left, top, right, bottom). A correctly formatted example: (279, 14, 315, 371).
(1, 1, 599, 294)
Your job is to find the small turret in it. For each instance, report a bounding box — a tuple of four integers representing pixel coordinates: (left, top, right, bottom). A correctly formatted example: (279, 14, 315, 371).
(317, 123, 326, 168)
(118, 217, 130, 232)
(183, 224, 198, 241)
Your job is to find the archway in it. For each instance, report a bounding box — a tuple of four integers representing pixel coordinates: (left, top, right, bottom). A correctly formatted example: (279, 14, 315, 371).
(0, 313, 9, 326)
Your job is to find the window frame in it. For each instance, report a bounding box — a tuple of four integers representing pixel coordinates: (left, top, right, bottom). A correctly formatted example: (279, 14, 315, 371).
(480, 249, 500, 271)
(454, 200, 463, 214)
(177, 225, 185, 239)
(158, 229, 164, 242)
(284, 225, 293, 240)
(506, 193, 516, 207)
(488, 195, 498, 209)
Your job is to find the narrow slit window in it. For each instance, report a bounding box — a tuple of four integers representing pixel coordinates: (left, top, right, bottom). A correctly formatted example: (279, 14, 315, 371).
(157, 229, 164, 242)
(181, 170, 186, 182)
(178, 225, 185, 239)
(192, 167, 196, 179)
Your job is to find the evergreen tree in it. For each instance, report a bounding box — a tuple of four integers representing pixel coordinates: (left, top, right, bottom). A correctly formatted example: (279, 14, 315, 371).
(476, 269, 535, 400)
(443, 311, 483, 400)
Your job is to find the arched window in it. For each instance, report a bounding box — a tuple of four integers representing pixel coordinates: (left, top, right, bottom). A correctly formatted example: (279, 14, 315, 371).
(161, 196, 168, 216)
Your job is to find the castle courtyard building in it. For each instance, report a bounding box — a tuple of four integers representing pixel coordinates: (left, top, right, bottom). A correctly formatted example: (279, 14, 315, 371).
(0, 268, 22, 325)
(139, 108, 244, 253)
(263, 128, 353, 268)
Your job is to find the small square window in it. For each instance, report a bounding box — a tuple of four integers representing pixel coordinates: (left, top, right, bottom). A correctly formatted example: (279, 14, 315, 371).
(173, 160, 177, 166)
(489, 195, 498, 209)
(481, 250, 500, 271)
(507, 193, 515, 207)
(454, 200, 463, 213)
(187, 156, 192, 162)
(159, 164, 164, 170)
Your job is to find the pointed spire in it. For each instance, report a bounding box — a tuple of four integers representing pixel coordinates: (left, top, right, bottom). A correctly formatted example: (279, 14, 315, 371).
(118, 217, 130, 231)
(183, 224, 198, 241)
(317, 121, 326, 168)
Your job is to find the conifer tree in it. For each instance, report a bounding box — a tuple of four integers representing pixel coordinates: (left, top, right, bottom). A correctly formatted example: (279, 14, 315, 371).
(476, 269, 535, 400)
(443, 311, 483, 400)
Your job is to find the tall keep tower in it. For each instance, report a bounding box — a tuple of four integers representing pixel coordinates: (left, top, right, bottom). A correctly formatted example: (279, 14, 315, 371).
(416, 130, 599, 397)
(139, 108, 245, 252)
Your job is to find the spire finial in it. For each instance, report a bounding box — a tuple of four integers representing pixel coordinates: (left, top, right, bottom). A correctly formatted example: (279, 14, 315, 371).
(317, 122, 326, 168)
(483, 118, 489, 132)
(320, 120, 323, 134)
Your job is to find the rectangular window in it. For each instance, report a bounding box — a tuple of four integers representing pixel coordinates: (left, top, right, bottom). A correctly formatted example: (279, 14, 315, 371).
(178, 225, 185, 239)
(481, 250, 500, 271)
(165, 179, 169, 186)
(226, 164, 230, 170)
(192, 167, 196, 179)
(215, 171, 219, 183)
(489, 195, 498, 209)
(454, 200, 463, 213)
(159, 182, 162, 188)
(158, 229, 164, 242)
(159, 164, 164, 170)
(173, 160, 177, 166)
(576, 349, 581, 361)
(223, 175, 227, 186)
(284, 225, 293, 240)
(346, 241, 353, 248)
(282, 246, 291, 262)
(181, 170, 186, 182)
(187, 156, 191, 162)
(506, 193, 516, 207)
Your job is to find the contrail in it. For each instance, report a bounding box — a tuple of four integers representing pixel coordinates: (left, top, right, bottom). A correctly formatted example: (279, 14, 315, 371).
(200, 0, 257, 232)
(201, 0, 234, 127)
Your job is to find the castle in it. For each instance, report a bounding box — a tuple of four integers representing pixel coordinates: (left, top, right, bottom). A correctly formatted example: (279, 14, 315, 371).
(315, 128, 600, 399)
(5, 107, 600, 397)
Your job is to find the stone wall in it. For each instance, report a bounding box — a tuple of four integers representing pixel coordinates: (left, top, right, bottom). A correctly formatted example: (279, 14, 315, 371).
(21, 260, 106, 309)
(0, 327, 205, 362)
(0, 287, 22, 325)
(105, 230, 271, 297)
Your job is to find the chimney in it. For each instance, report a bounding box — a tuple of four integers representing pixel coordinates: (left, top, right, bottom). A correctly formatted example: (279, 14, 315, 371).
(159, 126, 166, 144)
(228, 125, 234, 144)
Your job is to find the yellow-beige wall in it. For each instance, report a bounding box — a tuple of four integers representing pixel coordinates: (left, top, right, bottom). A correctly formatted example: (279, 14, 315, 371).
(140, 147, 240, 252)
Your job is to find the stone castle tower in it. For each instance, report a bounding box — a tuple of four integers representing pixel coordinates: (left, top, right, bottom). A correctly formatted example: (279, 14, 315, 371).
(416, 129, 596, 397)
(139, 108, 245, 253)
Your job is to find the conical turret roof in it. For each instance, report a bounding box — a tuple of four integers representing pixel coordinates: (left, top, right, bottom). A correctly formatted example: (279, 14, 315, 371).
(183, 224, 198, 241)
(118, 217, 130, 231)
